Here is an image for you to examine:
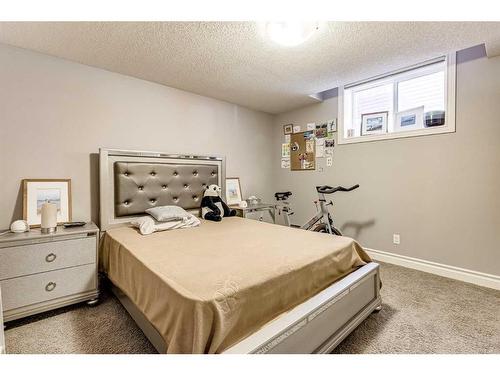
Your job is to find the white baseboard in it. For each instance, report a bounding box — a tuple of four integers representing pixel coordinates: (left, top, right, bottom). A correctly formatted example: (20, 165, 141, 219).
(365, 248, 500, 290)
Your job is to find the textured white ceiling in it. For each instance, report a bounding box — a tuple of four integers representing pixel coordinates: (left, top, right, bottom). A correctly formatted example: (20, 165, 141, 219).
(1, 22, 500, 114)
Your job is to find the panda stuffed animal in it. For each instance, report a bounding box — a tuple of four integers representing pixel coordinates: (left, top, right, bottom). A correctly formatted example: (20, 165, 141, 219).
(201, 184, 236, 222)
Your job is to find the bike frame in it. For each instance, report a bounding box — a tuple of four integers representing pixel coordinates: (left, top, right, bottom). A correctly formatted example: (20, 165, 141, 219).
(300, 192, 334, 234)
(280, 192, 335, 234)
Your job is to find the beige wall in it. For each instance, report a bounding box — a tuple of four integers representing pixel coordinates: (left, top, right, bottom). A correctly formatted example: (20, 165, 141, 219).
(0, 44, 274, 229)
(272, 52, 500, 276)
(1, 42, 499, 277)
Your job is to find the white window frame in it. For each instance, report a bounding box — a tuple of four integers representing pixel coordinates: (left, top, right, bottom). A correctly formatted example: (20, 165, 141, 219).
(338, 52, 456, 145)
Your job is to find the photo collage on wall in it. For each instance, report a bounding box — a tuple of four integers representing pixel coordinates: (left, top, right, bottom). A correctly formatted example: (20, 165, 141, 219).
(281, 119, 336, 170)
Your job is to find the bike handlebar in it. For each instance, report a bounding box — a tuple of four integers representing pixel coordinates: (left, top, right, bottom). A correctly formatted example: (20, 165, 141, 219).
(275, 191, 293, 201)
(316, 184, 359, 194)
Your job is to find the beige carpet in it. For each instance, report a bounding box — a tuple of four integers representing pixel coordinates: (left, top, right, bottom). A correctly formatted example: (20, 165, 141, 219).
(4, 262, 500, 354)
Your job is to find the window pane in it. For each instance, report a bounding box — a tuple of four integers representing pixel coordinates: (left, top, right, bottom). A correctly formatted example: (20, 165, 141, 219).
(398, 71, 445, 112)
(352, 83, 393, 136)
(342, 58, 450, 142)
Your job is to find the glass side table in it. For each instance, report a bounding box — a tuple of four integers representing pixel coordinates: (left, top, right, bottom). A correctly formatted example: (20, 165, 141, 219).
(231, 203, 276, 223)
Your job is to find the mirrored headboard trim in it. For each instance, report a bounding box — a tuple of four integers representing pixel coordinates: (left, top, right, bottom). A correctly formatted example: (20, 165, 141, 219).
(99, 148, 226, 231)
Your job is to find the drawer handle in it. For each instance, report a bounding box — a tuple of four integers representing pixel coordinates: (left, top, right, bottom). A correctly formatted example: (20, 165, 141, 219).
(45, 282, 57, 292)
(45, 253, 57, 263)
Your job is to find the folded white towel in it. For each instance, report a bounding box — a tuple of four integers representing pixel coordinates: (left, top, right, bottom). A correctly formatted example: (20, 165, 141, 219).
(131, 213, 200, 235)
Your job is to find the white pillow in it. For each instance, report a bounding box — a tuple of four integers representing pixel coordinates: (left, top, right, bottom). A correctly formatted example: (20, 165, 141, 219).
(131, 216, 157, 235)
(145, 205, 190, 222)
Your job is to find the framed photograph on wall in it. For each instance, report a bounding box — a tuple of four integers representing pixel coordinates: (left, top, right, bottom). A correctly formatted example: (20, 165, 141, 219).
(283, 124, 293, 135)
(361, 111, 388, 136)
(225, 177, 243, 206)
(23, 179, 72, 227)
(395, 106, 424, 132)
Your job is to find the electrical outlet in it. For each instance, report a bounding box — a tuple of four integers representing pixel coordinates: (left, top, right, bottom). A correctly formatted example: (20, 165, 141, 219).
(393, 234, 400, 245)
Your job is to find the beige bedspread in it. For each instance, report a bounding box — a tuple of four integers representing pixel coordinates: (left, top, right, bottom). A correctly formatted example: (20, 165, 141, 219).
(100, 217, 371, 353)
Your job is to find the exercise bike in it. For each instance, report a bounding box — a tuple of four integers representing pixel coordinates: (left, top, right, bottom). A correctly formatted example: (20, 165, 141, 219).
(275, 184, 359, 235)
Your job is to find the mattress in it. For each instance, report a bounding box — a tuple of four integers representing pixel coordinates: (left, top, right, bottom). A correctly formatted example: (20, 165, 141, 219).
(100, 217, 372, 353)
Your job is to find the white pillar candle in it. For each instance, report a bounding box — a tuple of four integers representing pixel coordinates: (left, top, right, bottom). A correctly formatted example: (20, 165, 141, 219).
(41, 202, 57, 230)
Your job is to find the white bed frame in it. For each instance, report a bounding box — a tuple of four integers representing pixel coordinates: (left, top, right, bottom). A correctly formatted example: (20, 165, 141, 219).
(99, 148, 382, 354)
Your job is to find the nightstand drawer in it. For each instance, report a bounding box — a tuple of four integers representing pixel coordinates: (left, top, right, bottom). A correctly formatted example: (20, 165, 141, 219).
(0, 236, 96, 280)
(0, 264, 96, 311)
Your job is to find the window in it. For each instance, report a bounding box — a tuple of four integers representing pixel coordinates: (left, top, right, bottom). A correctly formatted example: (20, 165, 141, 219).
(338, 54, 456, 144)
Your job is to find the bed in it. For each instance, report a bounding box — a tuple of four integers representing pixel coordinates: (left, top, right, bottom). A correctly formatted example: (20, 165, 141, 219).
(99, 148, 381, 354)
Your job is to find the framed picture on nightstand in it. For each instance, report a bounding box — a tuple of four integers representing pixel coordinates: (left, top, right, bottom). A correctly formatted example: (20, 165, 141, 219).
(225, 177, 243, 206)
(22, 179, 72, 227)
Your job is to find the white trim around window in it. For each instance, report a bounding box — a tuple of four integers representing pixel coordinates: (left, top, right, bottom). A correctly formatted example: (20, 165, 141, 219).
(338, 52, 456, 145)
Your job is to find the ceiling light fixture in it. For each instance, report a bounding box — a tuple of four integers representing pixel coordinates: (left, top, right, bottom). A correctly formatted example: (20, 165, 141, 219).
(265, 21, 320, 47)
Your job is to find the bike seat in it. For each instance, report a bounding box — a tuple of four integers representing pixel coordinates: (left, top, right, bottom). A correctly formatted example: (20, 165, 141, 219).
(316, 184, 359, 194)
(275, 191, 292, 200)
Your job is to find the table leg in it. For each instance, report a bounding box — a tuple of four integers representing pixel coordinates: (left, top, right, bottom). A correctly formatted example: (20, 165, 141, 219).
(269, 207, 276, 223)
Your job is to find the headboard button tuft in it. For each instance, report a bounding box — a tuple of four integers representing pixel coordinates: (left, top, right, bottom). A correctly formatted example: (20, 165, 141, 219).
(112, 159, 223, 219)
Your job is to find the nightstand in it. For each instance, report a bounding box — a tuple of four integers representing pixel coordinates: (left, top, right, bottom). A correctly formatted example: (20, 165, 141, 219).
(232, 203, 276, 223)
(0, 223, 99, 323)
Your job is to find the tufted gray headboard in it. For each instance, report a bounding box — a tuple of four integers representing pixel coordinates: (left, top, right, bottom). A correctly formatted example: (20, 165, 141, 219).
(99, 148, 225, 231)
(114, 162, 219, 217)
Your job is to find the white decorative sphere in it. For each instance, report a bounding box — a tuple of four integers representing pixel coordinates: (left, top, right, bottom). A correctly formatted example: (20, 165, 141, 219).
(10, 220, 29, 233)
